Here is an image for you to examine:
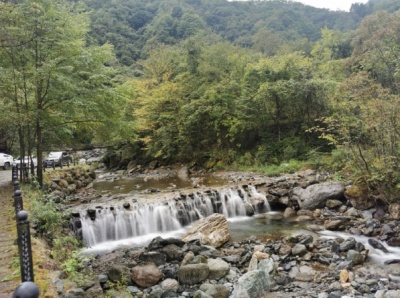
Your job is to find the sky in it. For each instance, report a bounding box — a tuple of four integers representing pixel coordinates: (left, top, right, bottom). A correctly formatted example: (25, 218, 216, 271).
(229, 0, 370, 12)
(296, 0, 369, 11)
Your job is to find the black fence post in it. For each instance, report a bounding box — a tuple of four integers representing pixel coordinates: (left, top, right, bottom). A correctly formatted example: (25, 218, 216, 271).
(16, 210, 35, 283)
(13, 180, 20, 192)
(12, 281, 40, 298)
(12, 166, 18, 182)
(14, 190, 23, 216)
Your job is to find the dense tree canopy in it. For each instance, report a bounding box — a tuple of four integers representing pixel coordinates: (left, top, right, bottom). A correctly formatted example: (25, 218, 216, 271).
(1, 0, 400, 200)
(0, 0, 122, 185)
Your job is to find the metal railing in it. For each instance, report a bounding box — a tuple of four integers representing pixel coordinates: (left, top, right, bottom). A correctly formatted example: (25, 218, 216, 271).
(11, 167, 40, 298)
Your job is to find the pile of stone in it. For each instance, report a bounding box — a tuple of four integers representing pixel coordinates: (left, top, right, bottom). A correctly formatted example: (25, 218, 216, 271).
(57, 212, 400, 298)
(44, 167, 97, 203)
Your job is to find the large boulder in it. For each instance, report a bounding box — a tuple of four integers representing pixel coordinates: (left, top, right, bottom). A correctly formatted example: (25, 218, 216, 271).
(131, 263, 163, 287)
(293, 181, 345, 210)
(181, 213, 230, 248)
(231, 269, 273, 298)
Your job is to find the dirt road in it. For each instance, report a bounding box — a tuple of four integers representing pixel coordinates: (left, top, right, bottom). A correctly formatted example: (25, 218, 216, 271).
(0, 169, 18, 297)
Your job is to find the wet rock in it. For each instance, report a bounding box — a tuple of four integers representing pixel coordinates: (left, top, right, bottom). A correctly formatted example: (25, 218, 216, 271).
(243, 202, 255, 216)
(178, 264, 209, 285)
(387, 237, 400, 247)
(131, 263, 163, 287)
(368, 239, 389, 253)
(283, 207, 296, 218)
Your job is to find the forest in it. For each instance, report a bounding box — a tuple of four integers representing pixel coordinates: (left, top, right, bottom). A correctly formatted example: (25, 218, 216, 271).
(1, 0, 400, 199)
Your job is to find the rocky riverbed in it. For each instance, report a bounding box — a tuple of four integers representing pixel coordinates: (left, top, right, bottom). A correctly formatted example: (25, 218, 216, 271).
(43, 166, 400, 298)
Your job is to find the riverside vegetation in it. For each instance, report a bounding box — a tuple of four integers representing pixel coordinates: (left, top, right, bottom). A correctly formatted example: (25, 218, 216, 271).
(1, 1, 400, 296)
(18, 163, 400, 297)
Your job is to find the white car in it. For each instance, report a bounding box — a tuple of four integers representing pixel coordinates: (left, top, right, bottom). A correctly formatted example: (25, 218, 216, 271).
(0, 153, 13, 170)
(13, 156, 38, 169)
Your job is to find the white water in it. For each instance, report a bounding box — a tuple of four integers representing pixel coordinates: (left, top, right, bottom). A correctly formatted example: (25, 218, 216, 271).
(80, 185, 271, 247)
(319, 230, 400, 265)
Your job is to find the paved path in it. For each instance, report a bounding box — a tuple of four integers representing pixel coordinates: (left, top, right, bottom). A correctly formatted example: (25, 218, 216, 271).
(0, 170, 18, 297)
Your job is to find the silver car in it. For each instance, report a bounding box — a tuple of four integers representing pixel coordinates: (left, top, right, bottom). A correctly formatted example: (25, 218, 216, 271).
(43, 151, 72, 168)
(13, 156, 38, 169)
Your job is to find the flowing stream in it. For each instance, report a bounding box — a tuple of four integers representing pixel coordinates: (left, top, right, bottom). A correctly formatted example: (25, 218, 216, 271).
(76, 175, 400, 262)
(77, 180, 309, 254)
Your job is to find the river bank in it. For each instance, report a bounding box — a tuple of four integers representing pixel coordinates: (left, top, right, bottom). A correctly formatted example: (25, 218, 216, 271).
(39, 165, 400, 298)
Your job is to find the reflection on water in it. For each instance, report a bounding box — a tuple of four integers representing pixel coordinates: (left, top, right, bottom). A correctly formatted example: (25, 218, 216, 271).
(228, 213, 308, 242)
(92, 175, 227, 194)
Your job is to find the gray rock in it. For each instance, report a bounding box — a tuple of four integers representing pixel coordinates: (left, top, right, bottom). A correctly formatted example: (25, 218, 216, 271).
(346, 250, 364, 265)
(193, 290, 213, 298)
(160, 244, 184, 262)
(207, 258, 230, 280)
(199, 283, 230, 298)
(231, 269, 273, 298)
(340, 238, 356, 252)
(85, 282, 104, 298)
(139, 251, 167, 266)
(107, 265, 129, 283)
(161, 278, 179, 292)
(292, 244, 308, 256)
(295, 182, 345, 210)
(283, 207, 296, 218)
(64, 288, 86, 298)
(325, 199, 342, 209)
(178, 264, 210, 285)
(258, 259, 275, 274)
(382, 290, 400, 298)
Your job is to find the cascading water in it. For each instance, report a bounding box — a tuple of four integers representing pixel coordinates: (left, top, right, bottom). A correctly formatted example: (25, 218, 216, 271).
(78, 185, 271, 247)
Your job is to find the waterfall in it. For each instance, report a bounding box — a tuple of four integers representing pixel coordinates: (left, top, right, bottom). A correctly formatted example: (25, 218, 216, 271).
(79, 186, 271, 247)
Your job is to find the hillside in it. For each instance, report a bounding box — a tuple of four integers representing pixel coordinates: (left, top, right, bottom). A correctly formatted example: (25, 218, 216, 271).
(84, 0, 399, 68)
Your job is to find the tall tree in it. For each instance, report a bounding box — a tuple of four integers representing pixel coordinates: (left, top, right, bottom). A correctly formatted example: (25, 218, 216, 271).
(0, 0, 119, 186)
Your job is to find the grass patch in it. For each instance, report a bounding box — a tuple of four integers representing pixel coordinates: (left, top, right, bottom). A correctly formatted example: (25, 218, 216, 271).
(233, 159, 312, 176)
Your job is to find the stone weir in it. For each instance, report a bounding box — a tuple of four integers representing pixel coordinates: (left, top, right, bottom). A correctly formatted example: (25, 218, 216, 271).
(70, 185, 272, 247)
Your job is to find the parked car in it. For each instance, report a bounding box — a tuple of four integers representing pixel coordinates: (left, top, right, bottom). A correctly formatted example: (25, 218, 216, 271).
(0, 153, 13, 170)
(43, 151, 72, 168)
(13, 156, 38, 169)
